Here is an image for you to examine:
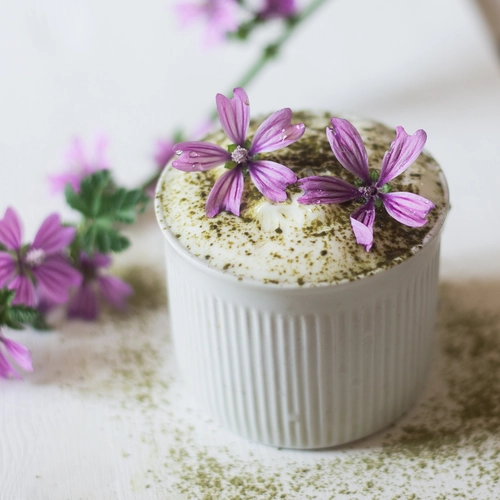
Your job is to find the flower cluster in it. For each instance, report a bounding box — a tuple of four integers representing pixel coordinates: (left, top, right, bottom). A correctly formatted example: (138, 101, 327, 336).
(172, 89, 435, 252)
(0, 142, 146, 379)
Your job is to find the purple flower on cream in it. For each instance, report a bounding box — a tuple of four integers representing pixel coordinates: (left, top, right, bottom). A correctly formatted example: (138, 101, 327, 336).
(173, 88, 305, 217)
(0, 208, 81, 307)
(298, 118, 435, 251)
(68, 252, 132, 320)
(0, 330, 33, 379)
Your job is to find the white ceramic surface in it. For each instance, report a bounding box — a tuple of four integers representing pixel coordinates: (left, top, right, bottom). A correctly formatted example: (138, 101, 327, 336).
(156, 169, 449, 449)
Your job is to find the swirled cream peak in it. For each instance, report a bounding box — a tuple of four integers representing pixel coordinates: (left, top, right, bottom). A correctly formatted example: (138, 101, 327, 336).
(156, 112, 448, 286)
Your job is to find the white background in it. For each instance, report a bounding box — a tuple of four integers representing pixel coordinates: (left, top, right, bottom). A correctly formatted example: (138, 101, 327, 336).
(1, 0, 500, 498)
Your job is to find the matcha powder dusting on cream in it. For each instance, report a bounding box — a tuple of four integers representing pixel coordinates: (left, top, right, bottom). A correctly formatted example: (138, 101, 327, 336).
(157, 112, 447, 285)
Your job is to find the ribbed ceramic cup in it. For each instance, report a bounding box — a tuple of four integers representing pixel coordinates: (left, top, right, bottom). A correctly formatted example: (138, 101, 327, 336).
(156, 172, 449, 449)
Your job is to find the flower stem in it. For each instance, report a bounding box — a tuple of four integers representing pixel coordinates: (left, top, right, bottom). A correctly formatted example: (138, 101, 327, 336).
(213, 0, 329, 120)
(140, 0, 329, 195)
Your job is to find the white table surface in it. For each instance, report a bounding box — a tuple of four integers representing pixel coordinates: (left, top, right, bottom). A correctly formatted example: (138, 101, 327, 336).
(1, 0, 500, 498)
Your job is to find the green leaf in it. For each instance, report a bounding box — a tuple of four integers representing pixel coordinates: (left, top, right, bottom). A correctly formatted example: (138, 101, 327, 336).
(8, 306, 39, 325)
(67, 170, 147, 256)
(65, 184, 90, 216)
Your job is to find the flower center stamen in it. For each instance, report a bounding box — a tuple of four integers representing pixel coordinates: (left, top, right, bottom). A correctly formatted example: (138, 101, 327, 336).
(231, 146, 249, 164)
(359, 186, 378, 199)
(24, 248, 46, 267)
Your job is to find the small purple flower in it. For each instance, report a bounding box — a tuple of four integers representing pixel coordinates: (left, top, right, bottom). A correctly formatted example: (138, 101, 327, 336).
(298, 118, 435, 252)
(176, 0, 239, 47)
(0, 330, 33, 379)
(173, 88, 305, 217)
(68, 252, 133, 321)
(49, 135, 110, 194)
(259, 0, 297, 19)
(0, 208, 81, 307)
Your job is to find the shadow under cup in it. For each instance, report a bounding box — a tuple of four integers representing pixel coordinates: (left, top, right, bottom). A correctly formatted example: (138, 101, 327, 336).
(156, 175, 449, 450)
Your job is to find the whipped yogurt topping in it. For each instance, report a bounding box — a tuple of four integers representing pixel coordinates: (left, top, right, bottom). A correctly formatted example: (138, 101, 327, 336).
(157, 112, 448, 286)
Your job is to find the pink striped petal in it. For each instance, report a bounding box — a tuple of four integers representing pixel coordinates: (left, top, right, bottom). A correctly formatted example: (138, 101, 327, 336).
(248, 160, 297, 203)
(350, 199, 376, 252)
(32, 214, 76, 254)
(9, 275, 37, 307)
(32, 254, 82, 304)
(172, 142, 230, 171)
(0, 252, 16, 287)
(2, 337, 33, 372)
(0, 351, 21, 379)
(68, 283, 99, 320)
(297, 176, 359, 204)
(249, 109, 305, 154)
(327, 119, 370, 184)
(381, 192, 435, 227)
(98, 276, 133, 310)
(205, 167, 244, 217)
(378, 127, 427, 185)
(216, 88, 250, 145)
(0, 207, 22, 250)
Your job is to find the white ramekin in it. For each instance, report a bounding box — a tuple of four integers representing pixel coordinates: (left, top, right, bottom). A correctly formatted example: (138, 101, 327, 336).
(155, 170, 449, 449)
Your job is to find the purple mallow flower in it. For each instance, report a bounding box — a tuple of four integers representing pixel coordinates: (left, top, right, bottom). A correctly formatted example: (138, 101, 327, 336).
(0, 208, 81, 307)
(49, 135, 109, 194)
(298, 118, 435, 252)
(173, 88, 305, 217)
(68, 252, 132, 321)
(176, 0, 238, 47)
(0, 330, 33, 379)
(259, 0, 297, 19)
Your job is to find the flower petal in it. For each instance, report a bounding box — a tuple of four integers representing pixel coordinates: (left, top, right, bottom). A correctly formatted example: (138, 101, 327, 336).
(154, 139, 175, 169)
(81, 251, 111, 270)
(9, 275, 37, 307)
(249, 108, 305, 154)
(327, 118, 370, 184)
(47, 172, 83, 194)
(0, 207, 22, 250)
(98, 275, 133, 310)
(260, 0, 297, 19)
(2, 337, 33, 372)
(32, 254, 82, 304)
(0, 252, 16, 287)
(0, 351, 21, 379)
(350, 199, 376, 252)
(203, 0, 239, 46)
(205, 167, 244, 217)
(32, 214, 76, 254)
(380, 192, 435, 227)
(172, 141, 230, 171)
(297, 176, 359, 204)
(248, 160, 297, 202)
(68, 283, 99, 320)
(378, 127, 427, 185)
(216, 88, 250, 145)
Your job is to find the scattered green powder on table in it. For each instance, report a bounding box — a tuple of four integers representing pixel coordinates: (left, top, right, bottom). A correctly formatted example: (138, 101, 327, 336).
(70, 273, 500, 498)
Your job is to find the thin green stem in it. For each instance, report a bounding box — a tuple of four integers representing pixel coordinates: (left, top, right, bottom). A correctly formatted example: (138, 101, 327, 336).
(213, 0, 329, 119)
(140, 0, 329, 194)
